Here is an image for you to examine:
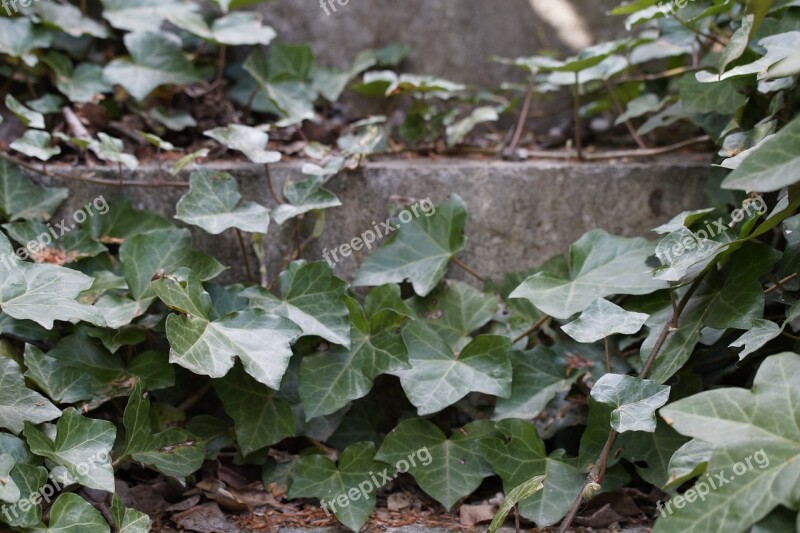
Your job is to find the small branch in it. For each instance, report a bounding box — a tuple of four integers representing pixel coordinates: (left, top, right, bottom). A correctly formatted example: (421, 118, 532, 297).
(781, 331, 800, 341)
(520, 135, 711, 161)
(572, 72, 583, 161)
(507, 84, 534, 154)
(603, 336, 611, 373)
(265, 163, 283, 204)
(614, 65, 703, 85)
(235, 229, 255, 283)
(603, 79, 648, 150)
(764, 273, 797, 295)
(177, 381, 214, 412)
(513, 314, 551, 344)
(451, 256, 486, 283)
(216, 45, 227, 83)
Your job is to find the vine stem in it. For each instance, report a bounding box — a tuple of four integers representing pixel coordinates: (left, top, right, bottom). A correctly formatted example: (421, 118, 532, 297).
(572, 72, 583, 161)
(451, 256, 486, 283)
(177, 381, 214, 412)
(235, 228, 255, 283)
(604, 336, 611, 373)
(507, 84, 534, 154)
(513, 314, 551, 344)
(764, 272, 797, 295)
(520, 135, 711, 161)
(557, 270, 708, 533)
(265, 163, 283, 204)
(603, 79, 648, 150)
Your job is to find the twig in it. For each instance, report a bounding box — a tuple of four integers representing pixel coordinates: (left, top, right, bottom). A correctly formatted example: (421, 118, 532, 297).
(0, 152, 189, 187)
(513, 314, 551, 344)
(235, 229, 255, 283)
(557, 271, 708, 533)
(451, 256, 486, 283)
(614, 65, 703, 85)
(781, 331, 800, 341)
(603, 79, 648, 149)
(572, 72, 583, 161)
(604, 336, 611, 373)
(265, 163, 283, 204)
(521, 135, 711, 161)
(507, 84, 534, 154)
(216, 45, 227, 83)
(177, 381, 214, 412)
(764, 273, 798, 295)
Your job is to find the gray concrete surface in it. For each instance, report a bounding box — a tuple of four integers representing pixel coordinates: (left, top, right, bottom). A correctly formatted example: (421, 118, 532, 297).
(39, 156, 710, 286)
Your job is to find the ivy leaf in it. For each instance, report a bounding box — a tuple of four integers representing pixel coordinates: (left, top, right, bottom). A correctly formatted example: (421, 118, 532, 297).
(122, 382, 205, 479)
(407, 280, 498, 350)
(26, 493, 110, 533)
(42, 52, 111, 103)
(729, 318, 783, 359)
(0, 453, 21, 503)
(480, 419, 585, 526)
(5, 463, 48, 527)
(510, 229, 666, 319)
(376, 419, 499, 510)
(103, 32, 207, 100)
(721, 115, 800, 192)
(0, 358, 60, 435)
(591, 374, 670, 433)
(446, 106, 499, 147)
(213, 363, 295, 456)
(89, 133, 138, 171)
(244, 261, 350, 347)
(561, 298, 649, 343)
(0, 233, 105, 329)
(678, 75, 747, 115)
(696, 31, 800, 82)
(665, 438, 713, 489)
(623, 420, 689, 488)
(204, 125, 282, 164)
(720, 14, 755, 74)
(169, 12, 276, 46)
(655, 352, 800, 533)
(652, 227, 724, 283)
(271, 175, 341, 225)
(111, 494, 151, 533)
(288, 442, 389, 531)
(391, 321, 511, 416)
(119, 228, 224, 301)
(493, 346, 582, 420)
(299, 294, 409, 419)
(28, 2, 109, 38)
(780, 214, 799, 277)
(354, 195, 467, 297)
(10, 130, 61, 162)
(0, 161, 67, 221)
(175, 168, 270, 234)
(488, 475, 546, 533)
(100, 0, 199, 33)
(5, 95, 45, 129)
(90, 199, 172, 244)
(154, 272, 301, 388)
(171, 148, 209, 175)
(0, 18, 52, 65)
(23, 408, 115, 492)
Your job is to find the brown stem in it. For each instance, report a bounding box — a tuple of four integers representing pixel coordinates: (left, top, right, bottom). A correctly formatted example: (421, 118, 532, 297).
(216, 44, 227, 83)
(603, 79, 648, 149)
(451, 256, 486, 283)
(604, 336, 611, 373)
(235, 229, 255, 283)
(764, 273, 798, 295)
(513, 314, 551, 344)
(177, 381, 214, 412)
(117, 162, 123, 186)
(265, 163, 282, 204)
(520, 135, 711, 161)
(614, 65, 702, 85)
(507, 84, 534, 154)
(558, 271, 708, 533)
(573, 72, 583, 161)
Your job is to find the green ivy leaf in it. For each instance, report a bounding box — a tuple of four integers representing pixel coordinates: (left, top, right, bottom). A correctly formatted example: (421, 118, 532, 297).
(0, 18, 52, 65)
(480, 419, 585, 526)
(0, 161, 67, 221)
(591, 374, 670, 433)
(288, 441, 389, 531)
(721, 115, 800, 192)
(204, 125, 282, 164)
(493, 346, 582, 420)
(623, 420, 689, 488)
(678, 75, 747, 115)
(24, 493, 110, 533)
(0, 358, 60, 435)
(10, 130, 61, 162)
(100, 0, 199, 32)
(27, 2, 109, 38)
(89, 198, 172, 244)
(407, 280, 498, 350)
(23, 408, 115, 492)
(89, 133, 138, 171)
(103, 32, 207, 100)
(446, 106, 499, 147)
(392, 321, 511, 416)
(561, 298, 649, 343)
(271, 175, 341, 225)
(696, 31, 800, 82)
(5, 95, 45, 130)
(169, 11, 276, 46)
(122, 382, 205, 479)
(0, 233, 105, 329)
(5, 463, 48, 527)
(510, 229, 666, 319)
(111, 494, 151, 533)
(175, 168, 270, 234)
(720, 14, 755, 74)
(354, 196, 467, 297)
(655, 352, 800, 533)
(0, 453, 21, 503)
(154, 272, 301, 388)
(42, 52, 111, 103)
(665, 438, 712, 489)
(299, 295, 408, 419)
(377, 419, 498, 510)
(213, 363, 295, 455)
(244, 261, 350, 347)
(488, 474, 546, 533)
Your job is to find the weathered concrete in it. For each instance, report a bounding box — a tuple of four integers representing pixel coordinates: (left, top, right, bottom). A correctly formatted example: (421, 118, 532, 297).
(38, 156, 710, 285)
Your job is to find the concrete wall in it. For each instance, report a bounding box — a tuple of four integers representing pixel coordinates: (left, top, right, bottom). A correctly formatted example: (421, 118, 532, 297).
(40, 157, 710, 285)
